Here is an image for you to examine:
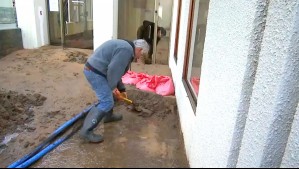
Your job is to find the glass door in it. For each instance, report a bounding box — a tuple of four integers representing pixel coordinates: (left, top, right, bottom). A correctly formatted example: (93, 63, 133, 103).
(117, 0, 173, 65)
(47, 0, 93, 49)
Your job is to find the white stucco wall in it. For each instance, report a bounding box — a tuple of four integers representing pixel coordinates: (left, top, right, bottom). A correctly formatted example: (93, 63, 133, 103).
(281, 104, 299, 168)
(237, 1, 299, 167)
(169, 0, 299, 168)
(34, 0, 49, 47)
(15, 0, 49, 49)
(169, 0, 195, 161)
(189, 0, 261, 167)
(170, 0, 261, 167)
(93, 0, 114, 49)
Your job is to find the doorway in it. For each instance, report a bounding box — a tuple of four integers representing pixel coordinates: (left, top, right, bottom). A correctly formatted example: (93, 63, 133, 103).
(47, 0, 93, 49)
(117, 0, 173, 65)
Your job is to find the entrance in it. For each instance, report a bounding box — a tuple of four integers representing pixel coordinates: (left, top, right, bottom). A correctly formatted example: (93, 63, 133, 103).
(117, 0, 173, 64)
(47, 0, 93, 49)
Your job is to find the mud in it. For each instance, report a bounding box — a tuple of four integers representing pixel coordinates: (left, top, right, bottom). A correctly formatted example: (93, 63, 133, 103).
(0, 46, 188, 168)
(63, 50, 88, 64)
(124, 86, 177, 119)
(0, 89, 46, 141)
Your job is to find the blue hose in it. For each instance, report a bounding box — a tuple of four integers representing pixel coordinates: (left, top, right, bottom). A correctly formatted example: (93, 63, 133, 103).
(7, 103, 98, 168)
(15, 124, 80, 168)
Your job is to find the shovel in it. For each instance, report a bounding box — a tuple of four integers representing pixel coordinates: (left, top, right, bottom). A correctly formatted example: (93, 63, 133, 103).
(117, 96, 143, 112)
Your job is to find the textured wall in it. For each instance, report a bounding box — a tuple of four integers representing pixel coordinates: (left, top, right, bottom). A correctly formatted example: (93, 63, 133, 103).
(189, 0, 258, 167)
(169, 0, 299, 167)
(281, 104, 299, 168)
(169, 0, 259, 167)
(227, 0, 269, 167)
(237, 1, 299, 167)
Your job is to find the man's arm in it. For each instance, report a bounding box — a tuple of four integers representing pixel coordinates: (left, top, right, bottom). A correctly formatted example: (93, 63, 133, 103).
(107, 48, 132, 90)
(117, 80, 126, 93)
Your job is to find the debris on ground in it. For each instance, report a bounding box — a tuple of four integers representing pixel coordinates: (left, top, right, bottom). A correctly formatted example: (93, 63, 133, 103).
(0, 89, 47, 141)
(63, 50, 88, 64)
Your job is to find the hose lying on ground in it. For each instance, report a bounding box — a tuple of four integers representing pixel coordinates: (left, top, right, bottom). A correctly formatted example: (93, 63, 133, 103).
(7, 103, 98, 168)
(15, 122, 83, 168)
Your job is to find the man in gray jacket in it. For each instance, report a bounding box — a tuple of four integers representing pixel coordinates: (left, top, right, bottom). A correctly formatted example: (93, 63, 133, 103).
(80, 39, 149, 143)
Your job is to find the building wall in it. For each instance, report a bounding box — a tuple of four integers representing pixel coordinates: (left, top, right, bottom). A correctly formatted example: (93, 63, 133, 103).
(169, 0, 194, 161)
(237, 1, 299, 168)
(169, 0, 299, 168)
(281, 103, 299, 168)
(93, 0, 114, 49)
(15, 0, 49, 49)
(15, 0, 36, 48)
(91, 0, 299, 167)
(170, 0, 260, 167)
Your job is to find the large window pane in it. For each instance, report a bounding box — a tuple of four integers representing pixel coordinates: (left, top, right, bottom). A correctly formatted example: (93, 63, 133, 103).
(187, 0, 209, 96)
(183, 0, 209, 108)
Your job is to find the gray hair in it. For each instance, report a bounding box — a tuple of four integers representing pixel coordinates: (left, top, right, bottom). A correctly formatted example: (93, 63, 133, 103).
(133, 39, 149, 54)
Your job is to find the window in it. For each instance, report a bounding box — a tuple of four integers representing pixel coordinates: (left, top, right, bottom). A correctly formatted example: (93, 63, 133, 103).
(174, 0, 182, 62)
(0, 0, 17, 25)
(67, 0, 93, 23)
(183, 0, 210, 109)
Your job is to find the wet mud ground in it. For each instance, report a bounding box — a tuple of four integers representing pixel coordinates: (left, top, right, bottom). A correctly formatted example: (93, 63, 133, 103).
(0, 46, 189, 168)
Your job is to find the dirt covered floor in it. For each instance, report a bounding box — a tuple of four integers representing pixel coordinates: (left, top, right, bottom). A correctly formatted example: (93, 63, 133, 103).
(0, 46, 188, 168)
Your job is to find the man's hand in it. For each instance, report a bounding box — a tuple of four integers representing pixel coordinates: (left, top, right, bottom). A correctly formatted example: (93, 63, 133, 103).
(113, 89, 127, 100)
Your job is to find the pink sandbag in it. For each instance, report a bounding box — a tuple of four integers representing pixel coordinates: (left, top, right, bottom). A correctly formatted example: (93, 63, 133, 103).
(122, 71, 149, 85)
(122, 71, 175, 96)
(135, 75, 157, 93)
(191, 77, 200, 95)
(155, 76, 175, 96)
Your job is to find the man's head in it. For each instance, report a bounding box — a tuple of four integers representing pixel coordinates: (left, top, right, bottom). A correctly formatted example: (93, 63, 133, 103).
(133, 39, 150, 60)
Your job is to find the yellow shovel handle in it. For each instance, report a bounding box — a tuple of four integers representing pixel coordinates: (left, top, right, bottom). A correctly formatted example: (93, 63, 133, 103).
(121, 97, 133, 104)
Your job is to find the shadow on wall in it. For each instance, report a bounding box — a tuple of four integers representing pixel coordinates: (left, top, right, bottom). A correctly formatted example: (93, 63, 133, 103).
(0, 28, 23, 58)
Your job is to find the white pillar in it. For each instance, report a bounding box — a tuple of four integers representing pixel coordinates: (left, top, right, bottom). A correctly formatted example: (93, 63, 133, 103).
(93, 0, 114, 49)
(15, 0, 49, 49)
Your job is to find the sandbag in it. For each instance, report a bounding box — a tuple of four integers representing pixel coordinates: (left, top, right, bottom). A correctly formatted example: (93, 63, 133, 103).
(122, 71, 175, 96)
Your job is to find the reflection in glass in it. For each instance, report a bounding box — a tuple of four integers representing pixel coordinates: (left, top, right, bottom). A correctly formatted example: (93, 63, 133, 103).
(187, 0, 209, 97)
(47, 0, 93, 49)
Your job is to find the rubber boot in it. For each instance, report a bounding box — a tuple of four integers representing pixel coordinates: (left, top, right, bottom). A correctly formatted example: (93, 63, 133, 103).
(79, 106, 106, 143)
(103, 109, 123, 123)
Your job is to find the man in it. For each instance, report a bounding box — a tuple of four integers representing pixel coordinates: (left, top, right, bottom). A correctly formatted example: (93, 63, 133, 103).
(80, 39, 149, 143)
(137, 20, 166, 64)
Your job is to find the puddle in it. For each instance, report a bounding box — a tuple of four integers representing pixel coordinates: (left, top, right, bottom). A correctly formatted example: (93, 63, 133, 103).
(1, 133, 19, 145)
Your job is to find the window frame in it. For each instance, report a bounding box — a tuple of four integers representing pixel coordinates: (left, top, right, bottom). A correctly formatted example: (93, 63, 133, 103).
(173, 0, 182, 62)
(183, 0, 209, 111)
